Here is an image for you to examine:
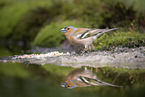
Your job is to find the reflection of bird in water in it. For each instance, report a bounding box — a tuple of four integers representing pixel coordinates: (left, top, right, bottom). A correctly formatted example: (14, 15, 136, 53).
(61, 67, 121, 89)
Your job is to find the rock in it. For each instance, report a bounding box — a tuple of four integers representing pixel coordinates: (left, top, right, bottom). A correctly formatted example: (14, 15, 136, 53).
(0, 47, 145, 69)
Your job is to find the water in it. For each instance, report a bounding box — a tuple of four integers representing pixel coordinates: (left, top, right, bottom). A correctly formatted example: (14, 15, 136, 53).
(0, 46, 145, 97)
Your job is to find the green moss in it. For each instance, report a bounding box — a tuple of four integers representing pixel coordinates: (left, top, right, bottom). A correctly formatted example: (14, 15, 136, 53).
(94, 31, 145, 50)
(33, 20, 90, 47)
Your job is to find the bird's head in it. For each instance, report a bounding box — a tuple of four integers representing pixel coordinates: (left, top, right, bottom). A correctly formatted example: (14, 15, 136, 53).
(60, 26, 78, 36)
(61, 80, 78, 89)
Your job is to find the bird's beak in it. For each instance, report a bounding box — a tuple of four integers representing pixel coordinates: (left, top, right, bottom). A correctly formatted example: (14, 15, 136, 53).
(60, 28, 67, 32)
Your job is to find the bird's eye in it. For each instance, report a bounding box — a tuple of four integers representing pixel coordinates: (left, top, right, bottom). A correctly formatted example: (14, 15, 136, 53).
(66, 85, 70, 87)
(67, 28, 70, 30)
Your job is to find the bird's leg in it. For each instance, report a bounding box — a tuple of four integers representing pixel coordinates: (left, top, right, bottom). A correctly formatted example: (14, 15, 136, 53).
(88, 46, 92, 50)
(87, 45, 94, 51)
(81, 48, 87, 54)
(91, 44, 96, 50)
(84, 45, 89, 51)
(87, 44, 95, 51)
(80, 45, 88, 54)
(86, 45, 89, 51)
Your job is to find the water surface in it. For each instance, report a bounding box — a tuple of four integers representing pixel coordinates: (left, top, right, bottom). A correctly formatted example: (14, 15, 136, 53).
(0, 46, 145, 97)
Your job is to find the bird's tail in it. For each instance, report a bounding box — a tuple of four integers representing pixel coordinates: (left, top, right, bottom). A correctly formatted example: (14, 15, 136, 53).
(102, 27, 122, 33)
(79, 76, 122, 87)
(93, 27, 122, 39)
(95, 79, 122, 87)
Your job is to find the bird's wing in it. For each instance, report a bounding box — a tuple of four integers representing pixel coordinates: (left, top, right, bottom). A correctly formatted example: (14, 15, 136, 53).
(72, 28, 90, 38)
(74, 28, 121, 39)
(79, 76, 122, 87)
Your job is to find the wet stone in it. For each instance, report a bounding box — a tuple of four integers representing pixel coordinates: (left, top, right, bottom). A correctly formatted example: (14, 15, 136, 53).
(0, 47, 145, 69)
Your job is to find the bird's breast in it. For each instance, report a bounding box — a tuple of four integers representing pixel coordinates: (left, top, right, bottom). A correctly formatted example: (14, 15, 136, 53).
(65, 34, 84, 46)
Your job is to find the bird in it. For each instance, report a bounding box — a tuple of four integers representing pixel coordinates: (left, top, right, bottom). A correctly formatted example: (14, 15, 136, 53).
(61, 26, 121, 51)
(61, 67, 122, 89)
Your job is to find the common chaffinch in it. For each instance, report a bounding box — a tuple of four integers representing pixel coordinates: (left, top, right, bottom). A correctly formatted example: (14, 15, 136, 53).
(61, 67, 121, 89)
(61, 26, 121, 51)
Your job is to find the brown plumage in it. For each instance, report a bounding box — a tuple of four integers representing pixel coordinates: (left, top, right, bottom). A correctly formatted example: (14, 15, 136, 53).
(61, 26, 121, 51)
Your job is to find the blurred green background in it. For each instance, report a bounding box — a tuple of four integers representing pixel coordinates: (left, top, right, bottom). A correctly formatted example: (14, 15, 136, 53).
(0, 0, 144, 49)
(0, 1, 145, 97)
